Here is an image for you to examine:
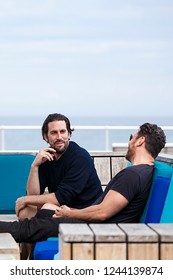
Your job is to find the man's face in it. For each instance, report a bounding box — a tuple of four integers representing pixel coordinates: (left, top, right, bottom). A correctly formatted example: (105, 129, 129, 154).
(125, 132, 138, 162)
(44, 120, 70, 154)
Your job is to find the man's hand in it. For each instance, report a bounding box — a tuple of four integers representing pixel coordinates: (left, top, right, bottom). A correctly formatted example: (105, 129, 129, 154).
(15, 196, 27, 217)
(53, 205, 71, 218)
(32, 148, 56, 167)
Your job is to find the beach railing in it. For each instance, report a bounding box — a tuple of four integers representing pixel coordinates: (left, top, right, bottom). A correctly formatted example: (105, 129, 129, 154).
(0, 125, 173, 152)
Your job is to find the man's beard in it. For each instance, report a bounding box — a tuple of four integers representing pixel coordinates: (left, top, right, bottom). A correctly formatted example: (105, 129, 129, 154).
(125, 149, 132, 162)
(55, 147, 66, 154)
(53, 141, 69, 155)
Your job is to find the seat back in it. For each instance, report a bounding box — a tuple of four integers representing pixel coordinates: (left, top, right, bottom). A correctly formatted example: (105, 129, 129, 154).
(140, 161, 173, 223)
(160, 173, 173, 222)
(0, 154, 35, 213)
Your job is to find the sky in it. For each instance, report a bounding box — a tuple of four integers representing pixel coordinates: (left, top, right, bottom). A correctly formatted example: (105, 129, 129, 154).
(0, 0, 173, 118)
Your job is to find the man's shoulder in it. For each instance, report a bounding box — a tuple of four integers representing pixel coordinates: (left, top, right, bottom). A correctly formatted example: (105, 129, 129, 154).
(120, 164, 153, 175)
(69, 141, 90, 157)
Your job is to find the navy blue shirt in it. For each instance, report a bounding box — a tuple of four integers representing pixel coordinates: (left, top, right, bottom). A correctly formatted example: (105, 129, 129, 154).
(39, 141, 103, 208)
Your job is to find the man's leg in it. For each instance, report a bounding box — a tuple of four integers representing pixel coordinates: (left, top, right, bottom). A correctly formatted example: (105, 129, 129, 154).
(17, 205, 38, 220)
(20, 209, 56, 259)
(0, 209, 84, 243)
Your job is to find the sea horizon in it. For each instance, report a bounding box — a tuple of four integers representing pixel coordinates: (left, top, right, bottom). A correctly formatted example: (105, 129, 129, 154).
(0, 115, 172, 151)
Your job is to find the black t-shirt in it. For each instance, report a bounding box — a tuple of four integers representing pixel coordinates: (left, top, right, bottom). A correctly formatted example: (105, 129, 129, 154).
(93, 164, 154, 223)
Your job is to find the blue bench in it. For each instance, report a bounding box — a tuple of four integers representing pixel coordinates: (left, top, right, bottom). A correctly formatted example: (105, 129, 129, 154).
(140, 161, 173, 223)
(0, 153, 35, 214)
(33, 160, 173, 260)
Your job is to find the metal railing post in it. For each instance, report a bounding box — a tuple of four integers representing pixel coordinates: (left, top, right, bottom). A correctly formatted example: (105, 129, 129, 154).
(0, 127, 5, 150)
(105, 128, 109, 151)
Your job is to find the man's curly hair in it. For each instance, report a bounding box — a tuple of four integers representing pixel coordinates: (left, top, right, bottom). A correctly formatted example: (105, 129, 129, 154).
(137, 123, 166, 158)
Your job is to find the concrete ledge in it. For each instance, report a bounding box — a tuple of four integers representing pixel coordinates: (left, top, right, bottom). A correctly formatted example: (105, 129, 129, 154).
(0, 214, 17, 221)
(0, 233, 20, 260)
(112, 143, 173, 155)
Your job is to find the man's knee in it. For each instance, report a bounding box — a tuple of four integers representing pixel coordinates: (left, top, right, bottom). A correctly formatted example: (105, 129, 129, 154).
(41, 203, 58, 210)
(17, 206, 38, 221)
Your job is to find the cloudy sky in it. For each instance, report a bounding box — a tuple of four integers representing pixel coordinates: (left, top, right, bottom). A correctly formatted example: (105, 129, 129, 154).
(0, 0, 173, 118)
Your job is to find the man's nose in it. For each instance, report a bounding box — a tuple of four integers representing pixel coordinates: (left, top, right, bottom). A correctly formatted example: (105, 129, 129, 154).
(56, 132, 62, 139)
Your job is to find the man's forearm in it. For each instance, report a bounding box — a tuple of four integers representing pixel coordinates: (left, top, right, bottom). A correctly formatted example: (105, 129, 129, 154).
(26, 165, 40, 195)
(65, 205, 106, 222)
(25, 193, 59, 207)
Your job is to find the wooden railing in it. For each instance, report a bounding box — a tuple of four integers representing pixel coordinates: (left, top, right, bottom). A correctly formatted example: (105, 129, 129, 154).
(59, 223, 173, 260)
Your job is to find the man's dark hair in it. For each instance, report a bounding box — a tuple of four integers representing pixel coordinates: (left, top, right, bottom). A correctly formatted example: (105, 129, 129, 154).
(41, 113, 74, 139)
(137, 123, 166, 158)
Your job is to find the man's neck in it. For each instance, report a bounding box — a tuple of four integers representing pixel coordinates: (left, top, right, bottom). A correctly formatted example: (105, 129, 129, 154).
(131, 155, 154, 166)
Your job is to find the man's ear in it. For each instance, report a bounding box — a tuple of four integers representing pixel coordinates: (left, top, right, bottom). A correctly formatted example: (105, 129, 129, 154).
(136, 136, 145, 146)
(43, 134, 48, 143)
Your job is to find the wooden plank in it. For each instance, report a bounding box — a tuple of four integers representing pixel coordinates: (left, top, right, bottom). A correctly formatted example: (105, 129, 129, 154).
(89, 224, 126, 259)
(72, 243, 94, 260)
(128, 243, 158, 260)
(59, 223, 94, 242)
(148, 224, 173, 259)
(119, 224, 158, 242)
(95, 243, 126, 260)
(160, 244, 173, 260)
(119, 224, 159, 260)
(89, 223, 125, 242)
(111, 157, 127, 177)
(59, 235, 94, 260)
(148, 224, 173, 242)
(93, 157, 111, 184)
(59, 223, 94, 260)
(59, 236, 71, 260)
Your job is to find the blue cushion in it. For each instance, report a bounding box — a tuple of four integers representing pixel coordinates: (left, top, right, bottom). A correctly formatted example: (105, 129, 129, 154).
(33, 239, 59, 260)
(160, 174, 173, 222)
(47, 237, 59, 241)
(0, 154, 35, 213)
(153, 161, 173, 178)
(140, 161, 173, 223)
(53, 252, 60, 260)
(144, 176, 170, 223)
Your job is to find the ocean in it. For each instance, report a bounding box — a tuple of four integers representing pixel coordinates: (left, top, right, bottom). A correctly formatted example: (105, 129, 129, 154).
(0, 115, 172, 151)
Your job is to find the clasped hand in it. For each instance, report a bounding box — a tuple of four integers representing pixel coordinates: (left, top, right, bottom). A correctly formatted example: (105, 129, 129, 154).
(15, 196, 27, 216)
(53, 205, 70, 218)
